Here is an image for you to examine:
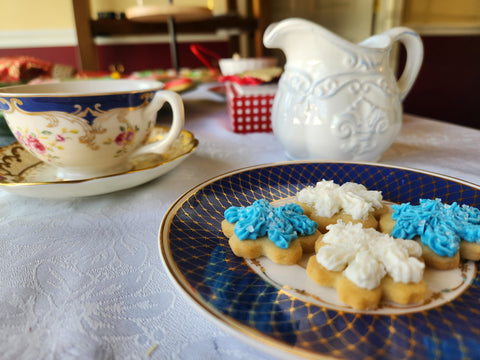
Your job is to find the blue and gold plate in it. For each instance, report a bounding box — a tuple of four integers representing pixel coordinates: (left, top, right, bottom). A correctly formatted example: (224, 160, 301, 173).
(159, 161, 480, 359)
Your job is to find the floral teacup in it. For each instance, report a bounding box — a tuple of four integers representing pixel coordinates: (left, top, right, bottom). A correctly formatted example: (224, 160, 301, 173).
(0, 80, 184, 180)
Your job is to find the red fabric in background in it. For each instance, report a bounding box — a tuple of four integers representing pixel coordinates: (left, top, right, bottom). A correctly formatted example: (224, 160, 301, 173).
(0, 41, 231, 74)
(0, 56, 52, 82)
(0, 48, 75, 73)
(96, 41, 231, 73)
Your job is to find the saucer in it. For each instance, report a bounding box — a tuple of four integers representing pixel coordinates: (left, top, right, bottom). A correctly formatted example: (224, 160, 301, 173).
(0, 126, 198, 198)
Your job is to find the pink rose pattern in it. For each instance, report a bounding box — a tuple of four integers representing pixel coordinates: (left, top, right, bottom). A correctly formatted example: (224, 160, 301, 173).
(114, 128, 135, 146)
(15, 131, 46, 155)
(113, 125, 139, 157)
(13, 123, 140, 159)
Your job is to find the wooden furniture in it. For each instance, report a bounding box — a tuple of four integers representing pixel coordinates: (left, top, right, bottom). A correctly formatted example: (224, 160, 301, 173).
(72, 0, 270, 72)
(125, 4, 213, 22)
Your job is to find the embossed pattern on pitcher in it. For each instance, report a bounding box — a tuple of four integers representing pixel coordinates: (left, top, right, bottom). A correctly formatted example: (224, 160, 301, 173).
(274, 63, 401, 161)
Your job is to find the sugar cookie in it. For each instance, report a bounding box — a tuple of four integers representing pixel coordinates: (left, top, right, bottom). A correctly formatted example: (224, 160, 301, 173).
(296, 180, 383, 232)
(222, 199, 320, 265)
(306, 222, 426, 310)
(379, 199, 480, 270)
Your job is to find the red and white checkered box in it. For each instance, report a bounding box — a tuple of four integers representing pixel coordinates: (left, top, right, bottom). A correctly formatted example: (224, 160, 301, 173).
(225, 82, 276, 133)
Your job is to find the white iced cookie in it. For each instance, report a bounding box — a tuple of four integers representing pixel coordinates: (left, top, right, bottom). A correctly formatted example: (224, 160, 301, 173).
(306, 221, 427, 310)
(297, 180, 384, 232)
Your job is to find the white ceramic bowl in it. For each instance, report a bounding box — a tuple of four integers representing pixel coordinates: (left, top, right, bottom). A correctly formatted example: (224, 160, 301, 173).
(219, 57, 277, 76)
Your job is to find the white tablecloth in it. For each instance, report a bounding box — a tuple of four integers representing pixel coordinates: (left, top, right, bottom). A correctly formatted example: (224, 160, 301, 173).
(0, 84, 479, 359)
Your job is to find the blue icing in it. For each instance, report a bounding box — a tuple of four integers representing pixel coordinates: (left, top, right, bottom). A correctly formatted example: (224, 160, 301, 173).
(224, 199, 318, 249)
(391, 198, 480, 257)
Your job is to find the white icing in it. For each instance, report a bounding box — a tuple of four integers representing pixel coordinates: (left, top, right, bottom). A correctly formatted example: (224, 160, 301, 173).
(297, 180, 383, 220)
(343, 250, 386, 290)
(316, 222, 424, 290)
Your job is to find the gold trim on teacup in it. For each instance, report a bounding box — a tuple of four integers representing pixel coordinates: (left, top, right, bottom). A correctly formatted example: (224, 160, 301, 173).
(0, 79, 164, 97)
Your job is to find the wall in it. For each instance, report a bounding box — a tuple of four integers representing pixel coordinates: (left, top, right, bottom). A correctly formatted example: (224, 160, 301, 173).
(0, 0, 74, 30)
(403, 0, 480, 27)
(269, 0, 375, 43)
(399, 0, 480, 128)
(0, 0, 77, 66)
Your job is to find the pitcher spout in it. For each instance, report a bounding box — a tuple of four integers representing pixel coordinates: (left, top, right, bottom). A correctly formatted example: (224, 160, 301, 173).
(263, 18, 326, 55)
(263, 18, 361, 64)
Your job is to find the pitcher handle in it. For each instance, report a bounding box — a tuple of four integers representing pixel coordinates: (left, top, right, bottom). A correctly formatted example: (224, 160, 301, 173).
(385, 27, 424, 101)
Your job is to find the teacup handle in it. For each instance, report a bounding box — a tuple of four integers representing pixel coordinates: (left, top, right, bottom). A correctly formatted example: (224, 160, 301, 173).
(133, 90, 185, 156)
(385, 27, 424, 101)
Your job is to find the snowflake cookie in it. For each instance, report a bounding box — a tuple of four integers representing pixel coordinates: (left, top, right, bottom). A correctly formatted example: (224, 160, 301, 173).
(379, 199, 480, 270)
(222, 199, 320, 265)
(306, 221, 427, 310)
(296, 180, 388, 232)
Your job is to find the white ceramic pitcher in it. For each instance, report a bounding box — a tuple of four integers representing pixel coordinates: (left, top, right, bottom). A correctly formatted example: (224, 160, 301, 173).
(263, 18, 423, 161)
